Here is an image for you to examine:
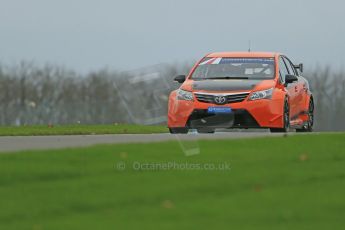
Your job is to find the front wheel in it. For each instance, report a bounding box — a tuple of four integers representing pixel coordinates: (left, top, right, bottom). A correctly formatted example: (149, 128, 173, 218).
(169, 127, 189, 134)
(270, 99, 290, 133)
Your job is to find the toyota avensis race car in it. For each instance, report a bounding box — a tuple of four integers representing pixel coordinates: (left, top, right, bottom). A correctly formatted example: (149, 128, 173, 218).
(168, 52, 314, 133)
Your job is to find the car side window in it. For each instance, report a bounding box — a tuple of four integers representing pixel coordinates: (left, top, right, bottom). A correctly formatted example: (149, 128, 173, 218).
(283, 57, 297, 76)
(279, 57, 289, 84)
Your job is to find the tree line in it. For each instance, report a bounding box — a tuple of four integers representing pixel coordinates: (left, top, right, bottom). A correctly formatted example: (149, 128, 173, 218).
(0, 62, 344, 131)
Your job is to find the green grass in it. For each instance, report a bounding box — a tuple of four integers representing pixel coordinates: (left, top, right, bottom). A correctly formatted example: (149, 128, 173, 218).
(1, 133, 345, 229)
(0, 124, 168, 136)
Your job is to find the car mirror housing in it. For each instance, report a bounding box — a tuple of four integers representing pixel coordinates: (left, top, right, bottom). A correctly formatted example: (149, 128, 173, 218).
(174, 75, 186, 83)
(285, 74, 298, 84)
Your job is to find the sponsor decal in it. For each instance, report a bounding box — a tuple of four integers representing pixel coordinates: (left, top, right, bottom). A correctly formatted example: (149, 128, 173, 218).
(199, 58, 274, 66)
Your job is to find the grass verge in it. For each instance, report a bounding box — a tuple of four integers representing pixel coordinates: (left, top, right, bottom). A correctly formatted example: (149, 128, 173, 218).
(0, 133, 344, 229)
(0, 124, 168, 136)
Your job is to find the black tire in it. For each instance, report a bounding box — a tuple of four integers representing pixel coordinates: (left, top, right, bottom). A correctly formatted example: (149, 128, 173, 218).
(296, 99, 314, 132)
(169, 127, 189, 134)
(270, 99, 290, 133)
(197, 128, 215, 134)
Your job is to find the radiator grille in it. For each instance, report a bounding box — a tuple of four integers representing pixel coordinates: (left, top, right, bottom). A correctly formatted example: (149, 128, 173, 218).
(195, 92, 249, 104)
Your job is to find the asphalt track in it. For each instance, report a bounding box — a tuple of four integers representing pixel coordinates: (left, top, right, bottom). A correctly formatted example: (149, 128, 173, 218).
(0, 132, 286, 153)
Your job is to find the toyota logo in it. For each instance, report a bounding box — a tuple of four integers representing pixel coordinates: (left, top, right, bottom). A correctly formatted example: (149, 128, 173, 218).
(214, 96, 227, 104)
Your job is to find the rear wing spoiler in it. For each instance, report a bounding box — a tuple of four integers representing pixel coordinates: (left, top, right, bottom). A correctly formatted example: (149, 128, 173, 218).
(294, 63, 303, 73)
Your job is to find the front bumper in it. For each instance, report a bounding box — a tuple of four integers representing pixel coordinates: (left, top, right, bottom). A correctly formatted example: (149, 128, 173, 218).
(187, 109, 260, 128)
(168, 91, 285, 129)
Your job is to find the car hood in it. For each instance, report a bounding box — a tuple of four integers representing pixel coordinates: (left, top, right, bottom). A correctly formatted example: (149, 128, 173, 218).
(181, 79, 276, 92)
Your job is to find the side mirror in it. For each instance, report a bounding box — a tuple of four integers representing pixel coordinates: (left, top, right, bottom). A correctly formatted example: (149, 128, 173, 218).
(174, 75, 186, 83)
(294, 63, 303, 73)
(285, 74, 298, 84)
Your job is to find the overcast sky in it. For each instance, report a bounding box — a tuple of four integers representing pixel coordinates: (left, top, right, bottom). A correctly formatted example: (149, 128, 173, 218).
(1, 0, 344, 72)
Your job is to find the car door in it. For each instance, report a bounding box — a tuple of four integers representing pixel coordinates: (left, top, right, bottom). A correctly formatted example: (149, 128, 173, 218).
(278, 56, 298, 117)
(283, 57, 305, 117)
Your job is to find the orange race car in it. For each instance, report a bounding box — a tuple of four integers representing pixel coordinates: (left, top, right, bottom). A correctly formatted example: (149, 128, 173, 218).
(168, 52, 314, 133)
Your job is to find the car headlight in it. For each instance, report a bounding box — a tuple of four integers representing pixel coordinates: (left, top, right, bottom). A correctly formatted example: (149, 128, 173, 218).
(177, 89, 194, 101)
(249, 88, 273, 101)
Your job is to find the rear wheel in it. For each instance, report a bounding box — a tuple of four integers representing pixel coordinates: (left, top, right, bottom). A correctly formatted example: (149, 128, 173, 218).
(169, 127, 189, 134)
(296, 99, 314, 132)
(270, 99, 289, 133)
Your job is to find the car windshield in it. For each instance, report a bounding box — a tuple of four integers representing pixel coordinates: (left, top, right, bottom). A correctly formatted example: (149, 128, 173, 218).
(191, 57, 275, 80)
